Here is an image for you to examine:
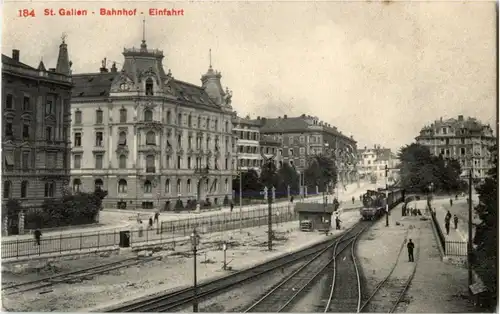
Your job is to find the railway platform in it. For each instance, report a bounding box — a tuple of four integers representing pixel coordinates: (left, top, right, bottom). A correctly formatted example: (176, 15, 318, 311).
(357, 202, 475, 313)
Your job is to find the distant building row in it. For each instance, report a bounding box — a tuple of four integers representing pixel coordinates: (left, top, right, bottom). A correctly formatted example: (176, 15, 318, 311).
(2, 36, 359, 210)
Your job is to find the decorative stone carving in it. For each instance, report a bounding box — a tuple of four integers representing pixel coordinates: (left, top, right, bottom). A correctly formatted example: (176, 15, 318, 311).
(225, 151, 231, 158)
(116, 145, 129, 155)
(224, 87, 233, 106)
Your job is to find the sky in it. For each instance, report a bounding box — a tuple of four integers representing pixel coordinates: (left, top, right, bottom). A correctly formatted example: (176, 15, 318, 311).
(2, 1, 497, 152)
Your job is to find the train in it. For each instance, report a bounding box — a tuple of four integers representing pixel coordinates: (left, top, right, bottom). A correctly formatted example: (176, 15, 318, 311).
(359, 188, 405, 221)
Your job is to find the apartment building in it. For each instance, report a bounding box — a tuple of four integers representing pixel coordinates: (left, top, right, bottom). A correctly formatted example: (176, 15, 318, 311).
(415, 115, 495, 180)
(2, 40, 72, 207)
(232, 116, 261, 172)
(357, 146, 399, 183)
(70, 37, 235, 209)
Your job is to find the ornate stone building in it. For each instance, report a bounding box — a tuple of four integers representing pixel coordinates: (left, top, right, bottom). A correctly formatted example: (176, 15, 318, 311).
(415, 115, 496, 180)
(70, 38, 235, 210)
(2, 40, 73, 208)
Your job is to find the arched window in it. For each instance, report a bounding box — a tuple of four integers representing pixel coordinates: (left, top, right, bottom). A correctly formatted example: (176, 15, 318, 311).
(205, 178, 209, 192)
(144, 109, 153, 122)
(187, 179, 191, 193)
(145, 78, 154, 96)
(146, 155, 155, 173)
(225, 178, 229, 192)
(177, 179, 182, 193)
(144, 180, 152, 193)
(213, 179, 218, 192)
(73, 178, 82, 193)
(225, 121, 229, 133)
(165, 179, 170, 193)
(118, 179, 127, 193)
(177, 113, 182, 125)
(95, 179, 103, 191)
(118, 131, 127, 146)
(197, 117, 201, 128)
(188, 114, 192, 127)
(146, 131, 156, 145)
(20, 181, 28, 198)
(167, 111, 172, 124)
(3, 180, 11, 199)
(119, 155, 127, 169)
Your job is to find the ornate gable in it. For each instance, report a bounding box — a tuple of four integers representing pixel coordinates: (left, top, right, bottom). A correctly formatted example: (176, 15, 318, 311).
(110, 73, 135, 93)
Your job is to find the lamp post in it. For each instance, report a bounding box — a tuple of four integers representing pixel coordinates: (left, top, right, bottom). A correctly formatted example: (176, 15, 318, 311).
(384, 164, 389, 227)
(467, 166, 473, 295)
(237, 154, 243, 232)
(190, 228, 199, 312)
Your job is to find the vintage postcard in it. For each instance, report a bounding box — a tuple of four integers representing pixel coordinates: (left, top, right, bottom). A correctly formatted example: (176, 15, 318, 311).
(1, 1, 498, 313)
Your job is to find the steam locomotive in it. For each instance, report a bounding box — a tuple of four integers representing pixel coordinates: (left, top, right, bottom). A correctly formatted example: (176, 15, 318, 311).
(359, 188, 405, 221)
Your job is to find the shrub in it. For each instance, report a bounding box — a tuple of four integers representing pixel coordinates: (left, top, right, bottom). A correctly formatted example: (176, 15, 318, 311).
(24, 190, 107, 229)
(174, 199, 184, 210)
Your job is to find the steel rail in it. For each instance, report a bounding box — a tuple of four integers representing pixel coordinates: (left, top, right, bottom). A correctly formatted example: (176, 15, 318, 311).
(359, 229, 410, 312)
(244, 223, 370, 313)
(276, 227, 368, 313)
(323, 226, 367, 313)
(358, 228, 420, 313)
(107, 227, 358, 313)
(3, 256, 159, 295)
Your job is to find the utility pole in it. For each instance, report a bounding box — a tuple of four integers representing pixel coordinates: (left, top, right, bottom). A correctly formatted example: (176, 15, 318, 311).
(239, 160, 243, 232)
(468, 167, 473, 294)
(385, 164, 389, 227)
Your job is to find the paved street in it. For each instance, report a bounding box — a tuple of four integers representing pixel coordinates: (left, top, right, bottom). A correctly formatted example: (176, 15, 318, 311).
(2, 182, 374, 260)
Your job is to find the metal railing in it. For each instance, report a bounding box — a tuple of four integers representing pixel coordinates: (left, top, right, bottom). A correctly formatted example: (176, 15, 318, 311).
(430, 210, 467, 257)
(1, 202, 303, 259)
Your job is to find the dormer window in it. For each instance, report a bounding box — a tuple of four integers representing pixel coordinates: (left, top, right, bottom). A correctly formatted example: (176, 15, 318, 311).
(145, 78, 154, 96)
(144, 109, 153, 122)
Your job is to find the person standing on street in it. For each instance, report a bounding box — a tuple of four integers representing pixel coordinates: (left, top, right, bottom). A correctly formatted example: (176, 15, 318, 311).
(352, 196, 355, 204)
(450, 199, 453, 207)
(445, 217, 451, 235)
(446, 210, 452, 221)
(230, 202, 234, 212)
(149, 217, 153, 229)
(407, 239, 415, 262)
(154, 212, 159, 224)
(34, 229, 42, 246)
(453, 215, 459, 230)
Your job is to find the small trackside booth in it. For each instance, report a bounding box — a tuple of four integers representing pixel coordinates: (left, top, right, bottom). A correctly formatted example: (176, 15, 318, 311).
(295, 203, 336, 232)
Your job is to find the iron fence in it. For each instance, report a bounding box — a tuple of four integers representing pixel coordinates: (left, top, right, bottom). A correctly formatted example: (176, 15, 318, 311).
(445, 241, 468, 257)
(2, 202, 302, 259)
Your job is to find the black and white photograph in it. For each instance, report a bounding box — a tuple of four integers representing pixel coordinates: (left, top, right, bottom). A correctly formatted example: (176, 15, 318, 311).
(1, 1, 498, 312)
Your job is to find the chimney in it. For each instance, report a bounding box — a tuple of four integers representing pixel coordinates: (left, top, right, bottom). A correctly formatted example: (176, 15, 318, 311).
(100, 58, 108, 73)
(110, 62, 117, 73)
(440, 117, 443, 122)
(257, 116, 260, 120)
(284, 115, 287, 119)
(458, 115, 464, 121)
(364, 146, 367, 150)
(12, 49, 20, 62)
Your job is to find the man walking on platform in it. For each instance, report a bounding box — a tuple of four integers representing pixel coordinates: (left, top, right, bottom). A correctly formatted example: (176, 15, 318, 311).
(407, 239, 415, 262)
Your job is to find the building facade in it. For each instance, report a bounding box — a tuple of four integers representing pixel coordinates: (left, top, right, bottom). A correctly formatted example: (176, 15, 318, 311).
(259, 135, 283, 169)
(2, 41, 73, 207)
(415, 115, 496, 180)
(70, 38, 235, 210)
(232, 116, 261, 172)
(251, 114, 358, 184)
(357, 146, 399, 183)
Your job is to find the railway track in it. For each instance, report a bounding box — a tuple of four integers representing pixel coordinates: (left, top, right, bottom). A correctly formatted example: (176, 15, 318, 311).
(106, 223, 365, 313)
(243, 222, 371, 313)
(323, 222, 366, 313)
(359, 227, 421, 313)
(2, 256, 159, 295)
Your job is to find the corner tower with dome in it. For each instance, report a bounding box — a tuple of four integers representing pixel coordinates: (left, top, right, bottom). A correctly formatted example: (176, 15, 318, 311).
(70, 36, 235, 210)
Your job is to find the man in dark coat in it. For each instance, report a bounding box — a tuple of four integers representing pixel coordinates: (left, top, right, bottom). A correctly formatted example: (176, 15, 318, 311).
(407, 239, 415, 262)
(453, 215, 459, 230)
(445, 217, 451, 235)
(230, 202, 234, 212)
(34, 229, 42, 246)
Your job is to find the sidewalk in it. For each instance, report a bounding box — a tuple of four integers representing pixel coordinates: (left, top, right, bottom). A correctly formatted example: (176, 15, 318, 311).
(402, 219, 476, 313)
(2, 182, 370, 246)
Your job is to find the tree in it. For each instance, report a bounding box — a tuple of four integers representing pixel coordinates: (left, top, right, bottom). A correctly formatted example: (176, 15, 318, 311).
(277, 163, 300, 196)
(398, 143, 463, 193)
(472, 144, 497, 306)
(304, 155, 337, 193)
(260, 160, 278, 188)
(232, 169, 263, 199)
